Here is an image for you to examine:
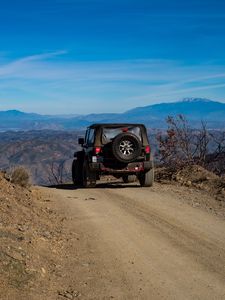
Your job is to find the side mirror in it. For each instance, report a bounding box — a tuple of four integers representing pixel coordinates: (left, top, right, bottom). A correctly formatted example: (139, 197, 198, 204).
(78, 137, 85, 145)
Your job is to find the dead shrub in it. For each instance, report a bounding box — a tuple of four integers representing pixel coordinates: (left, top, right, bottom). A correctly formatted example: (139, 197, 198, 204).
(156, 115, 225, 176)
(10, 167, 30, 187)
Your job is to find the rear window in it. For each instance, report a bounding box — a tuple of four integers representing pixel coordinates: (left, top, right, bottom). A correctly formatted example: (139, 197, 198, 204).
(102, 126, 142, 144)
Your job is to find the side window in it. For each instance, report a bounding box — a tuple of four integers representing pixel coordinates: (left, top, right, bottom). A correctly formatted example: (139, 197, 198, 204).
(87, 129, 95, 145)
(85, 129, 90, 144)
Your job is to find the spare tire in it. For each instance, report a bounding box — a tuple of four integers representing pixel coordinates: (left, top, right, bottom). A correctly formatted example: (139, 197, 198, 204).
(112, 132, 142, 163)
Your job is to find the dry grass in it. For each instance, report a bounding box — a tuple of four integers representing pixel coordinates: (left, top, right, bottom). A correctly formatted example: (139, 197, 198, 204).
(10, 167, 30, 187)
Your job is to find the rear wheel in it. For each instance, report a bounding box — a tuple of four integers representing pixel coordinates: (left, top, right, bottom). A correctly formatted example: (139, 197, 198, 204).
(139, 168, 154, 187)
(122, 175, 136, 183)
(82, 161, 96, 188)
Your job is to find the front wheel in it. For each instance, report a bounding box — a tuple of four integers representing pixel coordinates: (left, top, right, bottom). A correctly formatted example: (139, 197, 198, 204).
(72, 159, 83, 186)
(82, 161, 97, 188)
(139, 168, 154, 187)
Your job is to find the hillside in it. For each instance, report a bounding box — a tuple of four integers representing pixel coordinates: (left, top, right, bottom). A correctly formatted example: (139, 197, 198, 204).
(0, 171, 71, 299)
(0, 129, 159, 185)
(1, 98, 225, 131)
(0, 130, 83, 185)
(0, 126, 224, 186)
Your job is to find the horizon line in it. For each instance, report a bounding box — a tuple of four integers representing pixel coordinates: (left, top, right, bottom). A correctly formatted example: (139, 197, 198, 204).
(0, 97, 224, 116)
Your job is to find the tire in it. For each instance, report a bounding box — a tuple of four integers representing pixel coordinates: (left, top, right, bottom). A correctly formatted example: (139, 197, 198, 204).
(112, 132, 142, 163)
(82, 160, 96, 188)
(139, 168, 154, 187)
(122, 175, 136, 183)
(72, 159, 83, 186)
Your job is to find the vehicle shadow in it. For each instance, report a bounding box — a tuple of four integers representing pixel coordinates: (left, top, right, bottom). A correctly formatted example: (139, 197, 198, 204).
(96, 182, 140, 189)
(47, 184, 75, 190)
(47, 181, 140, 190)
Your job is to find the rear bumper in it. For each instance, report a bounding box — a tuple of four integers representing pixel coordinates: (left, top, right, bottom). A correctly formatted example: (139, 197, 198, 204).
(89, 160, 153, 174)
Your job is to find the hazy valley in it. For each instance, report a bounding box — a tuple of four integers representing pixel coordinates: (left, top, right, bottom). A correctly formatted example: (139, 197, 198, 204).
(1, 98, 225, 131)
(0, 130, 82, 185)
(1, 98, 225, 185)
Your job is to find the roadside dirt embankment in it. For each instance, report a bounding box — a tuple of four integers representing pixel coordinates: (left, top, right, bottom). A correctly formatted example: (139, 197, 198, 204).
(0, 172, 70, 300)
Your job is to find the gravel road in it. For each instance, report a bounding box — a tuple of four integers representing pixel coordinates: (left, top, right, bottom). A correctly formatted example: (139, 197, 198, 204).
(44, 181, 225, 300)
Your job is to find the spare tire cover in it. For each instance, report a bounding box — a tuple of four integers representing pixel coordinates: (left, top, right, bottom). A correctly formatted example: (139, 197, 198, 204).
(112, 132, 142, 163)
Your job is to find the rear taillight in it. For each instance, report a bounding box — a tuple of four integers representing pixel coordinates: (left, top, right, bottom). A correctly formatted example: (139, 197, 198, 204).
(145, 145, 150, 154)
(94, 147, 101, 155)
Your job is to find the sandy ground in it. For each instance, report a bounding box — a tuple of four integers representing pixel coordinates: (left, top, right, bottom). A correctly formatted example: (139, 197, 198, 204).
(35, 181, 225, 300)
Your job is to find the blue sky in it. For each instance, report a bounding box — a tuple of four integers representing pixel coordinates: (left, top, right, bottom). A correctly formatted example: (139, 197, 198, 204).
(0, 0, 225, 114)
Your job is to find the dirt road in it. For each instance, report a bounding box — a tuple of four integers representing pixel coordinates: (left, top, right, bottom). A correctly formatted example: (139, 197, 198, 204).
(42, 181, 225, 300)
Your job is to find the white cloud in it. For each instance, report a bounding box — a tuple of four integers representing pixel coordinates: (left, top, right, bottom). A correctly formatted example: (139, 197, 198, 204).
(0, 52, 225, 113)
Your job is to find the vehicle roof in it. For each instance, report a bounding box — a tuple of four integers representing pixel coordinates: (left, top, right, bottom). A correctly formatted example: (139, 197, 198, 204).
(89, 123, 146, 129)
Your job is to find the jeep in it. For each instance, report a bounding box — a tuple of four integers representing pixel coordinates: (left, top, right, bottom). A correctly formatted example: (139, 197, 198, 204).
(72, 123, 154, 187)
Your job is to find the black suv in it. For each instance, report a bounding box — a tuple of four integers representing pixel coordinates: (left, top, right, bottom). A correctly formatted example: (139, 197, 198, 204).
(72, 123, 154, 187)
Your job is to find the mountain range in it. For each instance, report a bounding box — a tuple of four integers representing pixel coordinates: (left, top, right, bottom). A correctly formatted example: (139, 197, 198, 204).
(1, 98, 225, 131)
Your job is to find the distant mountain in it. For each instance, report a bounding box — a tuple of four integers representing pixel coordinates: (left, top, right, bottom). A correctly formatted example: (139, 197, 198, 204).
(1, 98, 225, 130)
(0, 109, 44, 120)
(125, 98, 225, 118)
(121, 98, 225, 128)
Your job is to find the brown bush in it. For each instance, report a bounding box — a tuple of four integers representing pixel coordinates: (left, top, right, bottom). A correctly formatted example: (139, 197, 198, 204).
(156, 115, 225, 177)
(10, 167, 30, 187)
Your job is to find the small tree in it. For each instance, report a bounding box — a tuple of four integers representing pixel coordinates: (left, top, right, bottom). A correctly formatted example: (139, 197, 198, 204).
(47, 159, 71, 185)
(156, 115, 210, 169)
(206, 131, 225, 176)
